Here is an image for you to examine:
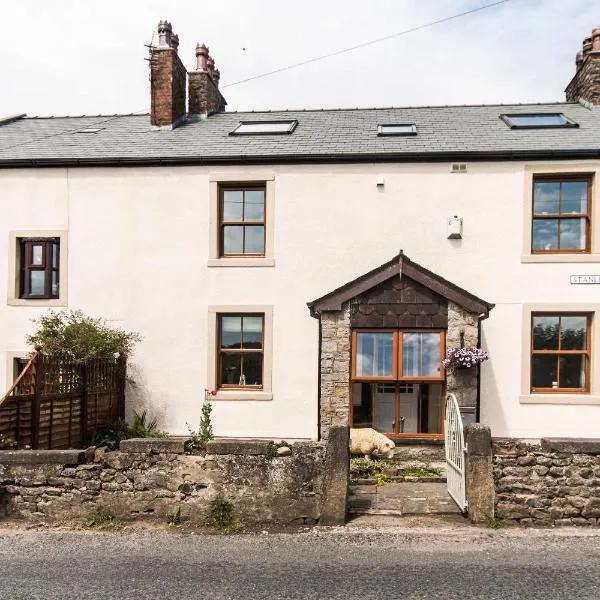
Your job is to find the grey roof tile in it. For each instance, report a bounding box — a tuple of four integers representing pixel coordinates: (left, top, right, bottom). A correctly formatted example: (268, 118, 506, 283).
(0, 103, 599, 164)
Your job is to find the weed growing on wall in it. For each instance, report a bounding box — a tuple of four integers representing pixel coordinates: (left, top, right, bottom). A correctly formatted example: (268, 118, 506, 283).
(0, 433, 17, 449)
(209, 496, 236, 531)
(90, 410, 167, 450)
(167, 505, 181, 525)
(185, 389, 216, 451)
(85, 506, 118, 529)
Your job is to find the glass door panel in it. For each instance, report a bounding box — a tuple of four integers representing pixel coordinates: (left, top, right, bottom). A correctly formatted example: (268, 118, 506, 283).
(373, 383, 396, 433)
(399, 383, 443, 434)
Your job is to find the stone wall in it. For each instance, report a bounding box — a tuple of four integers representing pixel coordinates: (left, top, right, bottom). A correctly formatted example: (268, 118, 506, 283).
(0, 439, 326, 526)
(446, 301, 479, 408)
(494, 438, 600, 526)
(320, 306, 351, 441)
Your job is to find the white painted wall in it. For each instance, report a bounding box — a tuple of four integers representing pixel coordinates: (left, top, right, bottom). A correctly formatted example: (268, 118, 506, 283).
(1, 159, 599, 439)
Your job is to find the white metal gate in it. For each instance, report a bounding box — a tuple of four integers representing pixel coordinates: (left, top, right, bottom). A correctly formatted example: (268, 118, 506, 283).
(444, 393, 467, 512)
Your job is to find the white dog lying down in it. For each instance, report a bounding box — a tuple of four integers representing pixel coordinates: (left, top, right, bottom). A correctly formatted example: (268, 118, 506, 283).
(350, 428, 395, 459)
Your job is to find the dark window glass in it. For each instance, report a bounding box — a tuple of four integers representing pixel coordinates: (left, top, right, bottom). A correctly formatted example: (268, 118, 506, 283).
(532, 177, 591, 253)
(19, 238, 60, 299)
(531, 313, 590, 392)
(219, 186, 266, 256)
(218, 314, 264, 388)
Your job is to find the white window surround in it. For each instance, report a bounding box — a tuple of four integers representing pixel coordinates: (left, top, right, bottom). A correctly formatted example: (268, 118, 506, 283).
(521, 164, 600, 263)
(5, 350, 31, 391)
(520, 303, 600, 405)
(7, 230, 68, 307)
(207, 305, 273, 401)
(208, 173, 276, 267)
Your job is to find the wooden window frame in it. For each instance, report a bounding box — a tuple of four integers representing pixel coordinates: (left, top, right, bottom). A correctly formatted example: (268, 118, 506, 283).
(530, 313, 591, 394)
(351, 329, 445, 383)
(218, 184, 266, 258)
(531, 175, 592, 255)
(19, 238, 59, 300)
(217, 313, 265, 390)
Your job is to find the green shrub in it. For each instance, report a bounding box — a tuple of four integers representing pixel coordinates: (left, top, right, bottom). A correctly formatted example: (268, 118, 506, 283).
(85, 506, 117, 529)
(90, 410, 166, 450)
(349, 457, 390, 477)
(209, 496, 234, 530)
(27, 309, 141, 362)
(167, 505, 181, 525)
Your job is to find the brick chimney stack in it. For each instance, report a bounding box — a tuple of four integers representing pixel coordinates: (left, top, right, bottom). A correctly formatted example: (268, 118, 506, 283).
(188, 43, 227, 117)
(150, 20, 187, 128)
(566, 26, 600, 105)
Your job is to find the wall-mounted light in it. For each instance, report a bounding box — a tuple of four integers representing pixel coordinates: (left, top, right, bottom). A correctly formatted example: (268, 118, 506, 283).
(376, 175, 385, 188)
(447, 215, 463, 239)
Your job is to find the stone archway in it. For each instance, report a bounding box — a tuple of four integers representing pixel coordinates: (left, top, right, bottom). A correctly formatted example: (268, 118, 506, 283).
(308, 252, 493, 441)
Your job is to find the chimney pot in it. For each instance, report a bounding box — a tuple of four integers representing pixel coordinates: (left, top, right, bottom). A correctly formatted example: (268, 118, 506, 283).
(157, 20, 173, 48)
(583, 35, 593, 56)
(213, 68, 221, 87)
(576, 50, 584, 69)
(170, 33, 179, 52)
(207, 56, 215, 77)
(195, 43, 209, 71)
(592, 27, 600, 51)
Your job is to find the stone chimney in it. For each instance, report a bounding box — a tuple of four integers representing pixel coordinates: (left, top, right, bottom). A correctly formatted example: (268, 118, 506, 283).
(188, 43, 227, 117)
(150, 20, 187, 128)
(566, 26, 600, 105)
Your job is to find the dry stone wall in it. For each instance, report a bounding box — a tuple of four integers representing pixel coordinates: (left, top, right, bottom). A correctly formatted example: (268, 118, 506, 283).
(0, 439, 326, 526)
(494, 438, 600, 526)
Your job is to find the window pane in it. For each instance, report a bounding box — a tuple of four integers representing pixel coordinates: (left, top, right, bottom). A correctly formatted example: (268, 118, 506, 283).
(559, 218, 586, 250)
(223, 225, 244, 254)
(559, 355, 586, 389)
(562, 181, 588, 214)
(356, 333, 393, 377)
(532, 219, 558, 250)
(533, 182, 560, 214)
(560, 316, 587, 350)
(242, 316, 263, 349)
(220, 353, 241, 385)
(52, 243, 59, 268)
(242, 353, 263, 386)
(532, 355, 557, 388)
(532, 316, 559, 350)
(29, 271, 45, 295)
(402, 333, 441, 377)
(51, 271, 59, 297)
(223, 190, 244, 221)
(31, 244, 44, 266)
(244, 226, 265, 254)
(244, 190, 265, 221)
(221, 316, 242, 348)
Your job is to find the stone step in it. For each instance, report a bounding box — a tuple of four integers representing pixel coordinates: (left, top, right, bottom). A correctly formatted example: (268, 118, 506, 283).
(348, 482, 463, 516)
(390, 444, 446, 463)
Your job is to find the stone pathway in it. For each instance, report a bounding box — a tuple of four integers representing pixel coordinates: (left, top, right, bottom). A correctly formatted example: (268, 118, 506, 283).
(349, 482, 462, 516)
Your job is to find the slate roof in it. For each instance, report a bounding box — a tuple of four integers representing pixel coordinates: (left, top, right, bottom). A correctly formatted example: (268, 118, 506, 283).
(0, 102, 599, 166)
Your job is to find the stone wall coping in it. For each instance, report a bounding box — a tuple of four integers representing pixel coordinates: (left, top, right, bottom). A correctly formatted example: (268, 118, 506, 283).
(119, 438, 185, 454)
(0, 449, 87, 465)
(206, 439, 274, 455)
(541, 438, 600, 455)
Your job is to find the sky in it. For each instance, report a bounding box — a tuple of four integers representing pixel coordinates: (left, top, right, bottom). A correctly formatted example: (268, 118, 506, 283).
(1, 0, 598, 117)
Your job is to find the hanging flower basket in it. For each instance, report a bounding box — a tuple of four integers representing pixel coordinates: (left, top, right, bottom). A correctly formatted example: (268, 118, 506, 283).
(442, 346, 489, 373)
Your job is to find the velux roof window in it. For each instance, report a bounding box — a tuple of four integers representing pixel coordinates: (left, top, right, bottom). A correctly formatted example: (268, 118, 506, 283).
(377, 123, 417, 136)
(230, 120, 298, 135)
(500, 113, 577, 129)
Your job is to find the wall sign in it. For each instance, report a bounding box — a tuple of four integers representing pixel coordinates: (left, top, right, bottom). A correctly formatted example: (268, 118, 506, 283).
(570, 275, 600, 284)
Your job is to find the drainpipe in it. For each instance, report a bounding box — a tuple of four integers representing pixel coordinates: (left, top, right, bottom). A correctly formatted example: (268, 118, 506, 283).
(316, 312, 322, 441)
(476, 312, 490, 423)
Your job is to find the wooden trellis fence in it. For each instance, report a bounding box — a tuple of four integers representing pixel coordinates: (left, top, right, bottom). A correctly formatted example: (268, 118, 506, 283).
(0, 351, 126, 449)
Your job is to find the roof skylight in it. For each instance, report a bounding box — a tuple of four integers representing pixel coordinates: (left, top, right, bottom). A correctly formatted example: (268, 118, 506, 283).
(74, 128, 104, 134)
(230, 120, 298, 135)
(377, 124, 417, 136)
(500, 113, 577, 129)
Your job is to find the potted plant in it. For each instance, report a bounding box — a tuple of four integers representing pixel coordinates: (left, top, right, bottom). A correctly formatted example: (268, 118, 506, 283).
(442, 346, 489, 373)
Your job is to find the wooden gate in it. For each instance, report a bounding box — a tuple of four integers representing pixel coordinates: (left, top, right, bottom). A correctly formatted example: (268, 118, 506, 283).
(444, 392, 467, 512)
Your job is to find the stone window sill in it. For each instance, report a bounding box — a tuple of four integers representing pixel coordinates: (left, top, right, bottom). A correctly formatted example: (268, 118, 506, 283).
(8, 298, 67, 307)
(521, 254, 600, 264)
(208, 258, 275, 268)
(212, 391, 273, 401)
(519, 394, 600, 405)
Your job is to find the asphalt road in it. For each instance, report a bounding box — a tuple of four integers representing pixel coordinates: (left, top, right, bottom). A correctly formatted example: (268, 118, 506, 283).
(1, 525, 599, 599)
